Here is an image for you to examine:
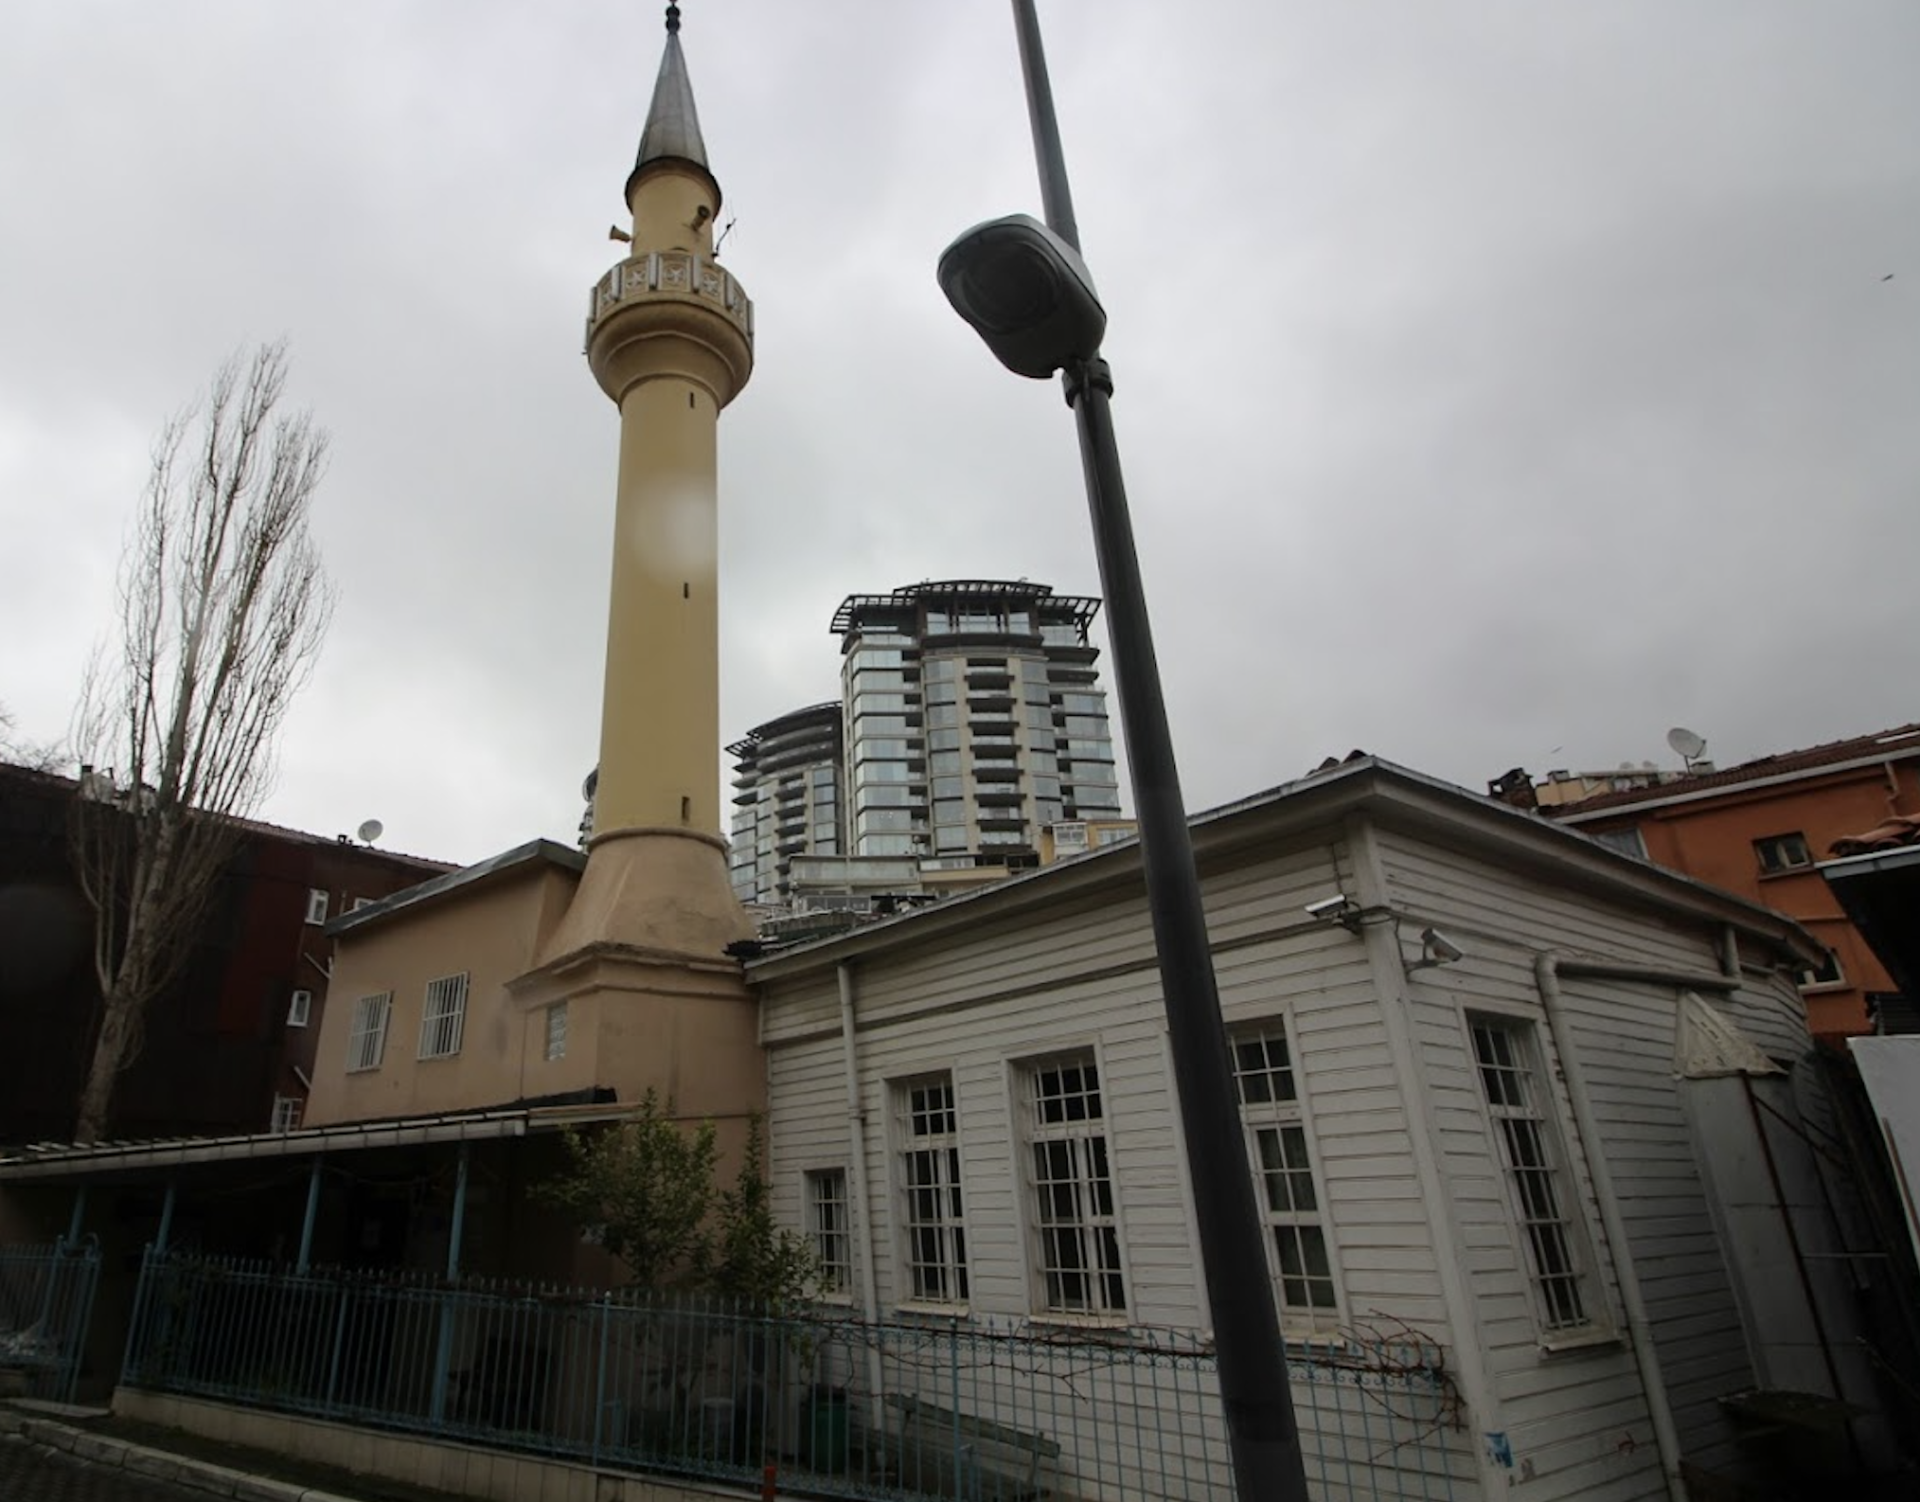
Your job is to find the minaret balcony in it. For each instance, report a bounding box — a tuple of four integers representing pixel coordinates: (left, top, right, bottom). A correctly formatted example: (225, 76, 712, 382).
(585, 251, 754, 347)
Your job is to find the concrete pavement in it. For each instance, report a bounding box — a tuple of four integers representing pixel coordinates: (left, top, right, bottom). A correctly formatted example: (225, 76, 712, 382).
(2, 1433, 219, 1501)
(0, 1409, 370, 1502)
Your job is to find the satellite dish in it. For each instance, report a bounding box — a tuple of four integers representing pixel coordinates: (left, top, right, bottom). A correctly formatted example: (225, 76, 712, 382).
(355, 819, 384, 845)
(1667, 727, 1707, 762)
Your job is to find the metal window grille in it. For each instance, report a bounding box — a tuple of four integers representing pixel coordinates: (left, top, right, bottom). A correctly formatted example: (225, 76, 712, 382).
(345, 993, 391, 1073)
(287, 989, 312, 1028)
(305, 888, 329, 925)
(898, 1076, 969, 1303)
(1231, 1024, 1340, 1329)
(1470, 1017, 1588, 1330)
(418, 973, 469, 1060)
(807, 1168, 852, 1294)
(270, 1095, 303, 1133)
(544, 1002, 568, 1060)
(1024, 1055, 1125, 1315)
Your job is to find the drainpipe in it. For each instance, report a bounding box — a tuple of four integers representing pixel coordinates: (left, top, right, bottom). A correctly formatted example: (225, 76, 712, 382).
(1534, 954, 1686, 1502)
(837, 964, 887, 1417)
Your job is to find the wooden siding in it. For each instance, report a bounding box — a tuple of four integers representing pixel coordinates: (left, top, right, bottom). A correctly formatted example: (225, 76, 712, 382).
(757, 808, 1816, 1502)
(1374, 825, 1768, 1491)
(760, 836, 1472, 1499)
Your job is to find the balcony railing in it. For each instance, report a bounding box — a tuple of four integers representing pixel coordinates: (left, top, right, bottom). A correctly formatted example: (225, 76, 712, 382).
(586, 251, 754, 346)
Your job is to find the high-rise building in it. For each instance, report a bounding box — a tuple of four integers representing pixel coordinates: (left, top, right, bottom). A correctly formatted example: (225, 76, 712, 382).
(726, 702, 844, 905)
(727, 580, 1125, 906)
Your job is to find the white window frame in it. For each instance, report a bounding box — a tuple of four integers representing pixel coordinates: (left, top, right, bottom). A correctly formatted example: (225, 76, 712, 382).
(351, 895, 375, 912)
(806, 1168, 853, 1297)
(895, 1074, 969, 1307)
(287, 989, 313, 1028)
(305, 889, 330, 925)
(1592, 826, 1647, 860)
(1796, 947, 1846, 991)
(270, 1094, 303, 1133)
(345, 992, 392, 1073)
(1019, 1051, 1127, 1317)
(1230, 1021, 1341, 1333)
(1754, 832, 1813, 874)
(1468, 1013, 1595, 1335)
(544, 1001, 568, 1061)
(418, 973, 469, 1060)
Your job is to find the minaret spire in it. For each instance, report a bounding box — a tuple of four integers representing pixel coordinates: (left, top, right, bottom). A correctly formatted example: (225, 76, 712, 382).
(628, 3, 713, 206)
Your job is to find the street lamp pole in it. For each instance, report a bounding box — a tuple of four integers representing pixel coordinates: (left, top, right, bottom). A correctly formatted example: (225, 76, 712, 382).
(1006, 5, 1312, 1499)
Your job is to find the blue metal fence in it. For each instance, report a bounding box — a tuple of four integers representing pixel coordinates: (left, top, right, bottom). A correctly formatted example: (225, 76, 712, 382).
(0, 1237, 102, 1404)
(121, 1250, 1470, 1501)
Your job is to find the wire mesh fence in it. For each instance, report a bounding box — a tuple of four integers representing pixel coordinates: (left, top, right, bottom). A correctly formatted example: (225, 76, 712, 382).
(121, 1250, 1470, 1501)
(0, 1237, 101, 1404)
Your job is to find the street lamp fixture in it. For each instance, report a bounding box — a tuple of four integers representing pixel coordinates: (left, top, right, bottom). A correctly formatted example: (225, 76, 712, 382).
(937, 213, 1106, 379)
(938, 6, 1315, 1502)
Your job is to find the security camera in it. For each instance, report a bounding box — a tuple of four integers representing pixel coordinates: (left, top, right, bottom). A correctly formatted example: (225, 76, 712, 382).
(1420, 928, 1465, 965)
(1304, 895, 1355, 921)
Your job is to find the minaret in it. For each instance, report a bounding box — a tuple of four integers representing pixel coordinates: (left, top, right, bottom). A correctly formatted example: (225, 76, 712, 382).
(549, 4, 755, 959)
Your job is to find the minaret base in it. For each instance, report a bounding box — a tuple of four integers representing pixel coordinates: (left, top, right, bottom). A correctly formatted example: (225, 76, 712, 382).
(540, 828, 753, 967)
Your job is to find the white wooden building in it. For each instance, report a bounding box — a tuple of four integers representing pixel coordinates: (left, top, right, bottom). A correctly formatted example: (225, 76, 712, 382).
(749, 757, 1890, 1501)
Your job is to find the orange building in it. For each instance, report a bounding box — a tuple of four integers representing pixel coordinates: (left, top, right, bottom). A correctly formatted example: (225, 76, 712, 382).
(1547, 725, 1920, 1040)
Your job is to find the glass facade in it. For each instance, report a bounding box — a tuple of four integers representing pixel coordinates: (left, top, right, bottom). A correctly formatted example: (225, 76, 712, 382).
(727, 582, 1122, 905)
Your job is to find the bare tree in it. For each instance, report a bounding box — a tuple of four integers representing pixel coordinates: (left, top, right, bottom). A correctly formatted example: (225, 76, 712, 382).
(69, 342, 335, 1142)
(0, 702, 65, 773)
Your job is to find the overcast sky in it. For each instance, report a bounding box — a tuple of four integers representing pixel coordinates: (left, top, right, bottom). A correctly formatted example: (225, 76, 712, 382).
(2, 1, 1915, 866)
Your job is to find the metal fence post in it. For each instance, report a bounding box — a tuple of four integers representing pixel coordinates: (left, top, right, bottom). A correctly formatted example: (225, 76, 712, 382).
(427, 1144, 470, 1426)
(120, 1244, 154, 1387)
(296, 1159, 322, 1274)
(324, 1281, 350, 1409)
(592, 1293, 612, 1465)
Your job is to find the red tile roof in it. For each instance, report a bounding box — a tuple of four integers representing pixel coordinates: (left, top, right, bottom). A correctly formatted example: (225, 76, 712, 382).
(1547, 723, 1920, 818)
(1831, 813, 1920, 857)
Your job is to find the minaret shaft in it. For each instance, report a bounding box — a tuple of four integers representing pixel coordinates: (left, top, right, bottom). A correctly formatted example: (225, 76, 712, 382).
(593, 374, 721, 837)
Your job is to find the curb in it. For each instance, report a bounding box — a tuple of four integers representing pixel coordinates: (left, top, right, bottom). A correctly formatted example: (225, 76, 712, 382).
(0, 1405, 365, 1502)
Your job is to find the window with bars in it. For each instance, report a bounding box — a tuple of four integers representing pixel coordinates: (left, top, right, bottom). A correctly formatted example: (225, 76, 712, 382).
(807, 1169, 852, 1295)
(345, 993, 392, 1073)
(1470, 1016, 1589, 1331)
(544, 1002, 568, 1060)
(1230, 1024, 1339, 1330)
(1022, 1054, 1126, 1316)
(418, 973, 469, 1060)
(897, 1075, 969, 1304)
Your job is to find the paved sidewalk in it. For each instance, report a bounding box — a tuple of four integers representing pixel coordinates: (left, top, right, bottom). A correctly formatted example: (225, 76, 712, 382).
(2, 1433, 213, 1502)
(0, 1406, 377, 1502)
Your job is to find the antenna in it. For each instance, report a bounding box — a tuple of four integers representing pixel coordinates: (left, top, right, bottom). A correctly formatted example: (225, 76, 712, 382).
(1666, 727, 1708, 768)
(355, 818, 384, 846)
